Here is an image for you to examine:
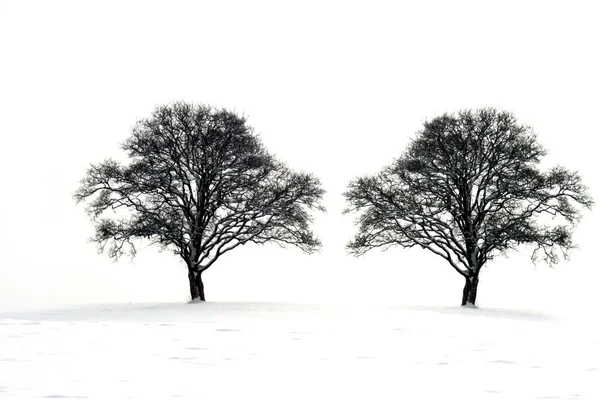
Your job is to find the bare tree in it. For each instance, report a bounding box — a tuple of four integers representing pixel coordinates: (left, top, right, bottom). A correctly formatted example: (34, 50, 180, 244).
(344, 108, 593, 306)
(75, 102, 325, 301)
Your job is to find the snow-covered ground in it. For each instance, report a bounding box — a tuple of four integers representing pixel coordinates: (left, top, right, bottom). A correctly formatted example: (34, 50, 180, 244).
(1, 302, 598, 399)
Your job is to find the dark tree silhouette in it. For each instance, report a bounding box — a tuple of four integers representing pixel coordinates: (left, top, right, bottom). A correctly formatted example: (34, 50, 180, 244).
(75, 102, 325, 301)
(344, 108, 593, 306)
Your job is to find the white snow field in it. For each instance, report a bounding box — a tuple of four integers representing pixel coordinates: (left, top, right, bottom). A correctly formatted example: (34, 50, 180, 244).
(1, 302, 598, 400)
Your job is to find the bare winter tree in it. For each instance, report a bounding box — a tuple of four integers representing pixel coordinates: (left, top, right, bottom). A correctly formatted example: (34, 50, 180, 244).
(75, 102, 325, 301)
(344, 108, 593, 306)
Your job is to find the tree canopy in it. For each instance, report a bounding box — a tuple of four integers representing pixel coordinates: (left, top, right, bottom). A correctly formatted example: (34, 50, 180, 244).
(344, 108, 593, 306)
(75, 102, 325, 300)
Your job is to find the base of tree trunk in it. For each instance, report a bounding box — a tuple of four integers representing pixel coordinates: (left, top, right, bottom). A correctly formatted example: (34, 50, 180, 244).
(188, 271, 205, 301)
(461, 275, 479, 306)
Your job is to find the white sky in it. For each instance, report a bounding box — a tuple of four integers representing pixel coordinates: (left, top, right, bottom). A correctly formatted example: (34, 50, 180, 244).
(1, 0, 598, 312)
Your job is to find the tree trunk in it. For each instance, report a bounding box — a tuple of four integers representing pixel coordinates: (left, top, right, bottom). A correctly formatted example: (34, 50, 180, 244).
(461, 275, 479, 306)
(188, 270, 205, 301)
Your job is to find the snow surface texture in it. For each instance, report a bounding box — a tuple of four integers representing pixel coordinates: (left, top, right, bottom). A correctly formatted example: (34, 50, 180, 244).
(1, 302, 598, 399)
